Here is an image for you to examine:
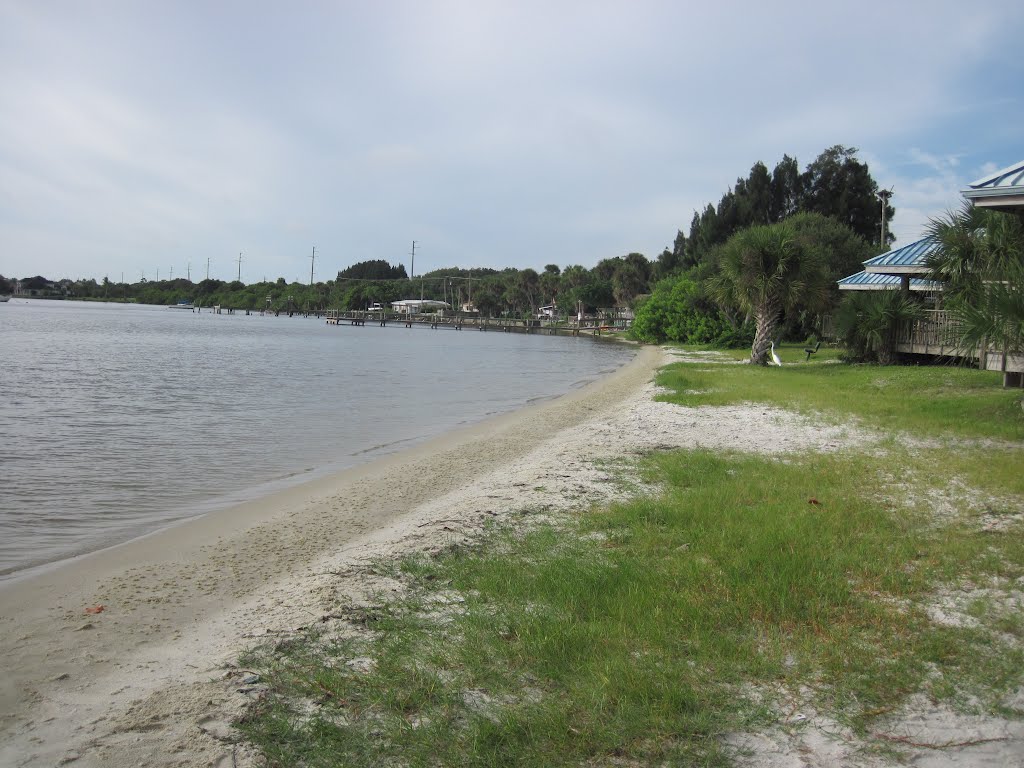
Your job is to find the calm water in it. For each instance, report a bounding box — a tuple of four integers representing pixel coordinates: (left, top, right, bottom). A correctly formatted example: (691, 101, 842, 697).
(0, 300, 633, 578)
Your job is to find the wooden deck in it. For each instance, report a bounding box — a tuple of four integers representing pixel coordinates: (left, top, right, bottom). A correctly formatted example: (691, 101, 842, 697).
(894, 310, 1023, 386)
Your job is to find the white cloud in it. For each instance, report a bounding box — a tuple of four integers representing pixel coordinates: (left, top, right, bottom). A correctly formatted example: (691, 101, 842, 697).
(1, 1, 1023, 278)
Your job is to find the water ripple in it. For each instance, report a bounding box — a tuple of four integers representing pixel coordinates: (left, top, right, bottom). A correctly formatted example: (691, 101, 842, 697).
(0, 300, 632, 577)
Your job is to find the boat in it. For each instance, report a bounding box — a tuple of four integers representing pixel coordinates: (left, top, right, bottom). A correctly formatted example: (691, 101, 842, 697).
(168, 300, 194, 310)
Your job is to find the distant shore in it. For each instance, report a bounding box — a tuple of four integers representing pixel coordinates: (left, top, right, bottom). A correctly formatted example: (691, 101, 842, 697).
(0, 344, 662, 767)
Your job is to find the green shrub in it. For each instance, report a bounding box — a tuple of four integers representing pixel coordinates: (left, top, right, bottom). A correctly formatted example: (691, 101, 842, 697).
(713, 323, 755, 348)
(834, 291, 924, 364)
(630, 276, 732, 344)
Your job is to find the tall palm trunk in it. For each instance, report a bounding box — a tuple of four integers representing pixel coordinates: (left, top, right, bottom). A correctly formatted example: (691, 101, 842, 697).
(876, 331, 898, 366)
(750, 301, 779, 365)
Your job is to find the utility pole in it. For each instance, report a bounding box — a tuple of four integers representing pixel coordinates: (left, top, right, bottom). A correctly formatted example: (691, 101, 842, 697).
(187, 261, 191, 281)
(156, 267, 159, 281)
(410, 240, 416, 279)
(170, 266, 173, 280)
(877, 188, 893, 249)
(206, 258, 210, 280)
(237, 252, 242, 282)
(310, 246, 315, 286)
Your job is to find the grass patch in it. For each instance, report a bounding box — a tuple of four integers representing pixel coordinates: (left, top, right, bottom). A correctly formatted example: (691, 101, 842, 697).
(236, 356, 1024, 765)
(658, 345, 1024, 441)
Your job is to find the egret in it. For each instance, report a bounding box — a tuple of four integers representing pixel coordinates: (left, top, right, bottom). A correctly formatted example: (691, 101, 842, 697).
(770, 341, 782, 367)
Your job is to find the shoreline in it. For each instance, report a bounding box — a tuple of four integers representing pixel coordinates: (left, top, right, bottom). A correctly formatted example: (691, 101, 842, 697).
(0, 356, 621, 588)
(0, 344, 663, 767)
(1, 299, 634, 584)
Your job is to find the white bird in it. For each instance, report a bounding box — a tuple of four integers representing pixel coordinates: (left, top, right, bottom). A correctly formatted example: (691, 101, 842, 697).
(770, 341, 783, 367)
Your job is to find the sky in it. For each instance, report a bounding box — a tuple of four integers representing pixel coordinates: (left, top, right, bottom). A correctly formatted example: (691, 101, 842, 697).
(1, 1, 1022, 284)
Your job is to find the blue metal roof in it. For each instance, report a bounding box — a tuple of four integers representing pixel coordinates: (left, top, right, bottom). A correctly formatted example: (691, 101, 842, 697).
(837, 271, 942, 291)
(962, 159, 1024, 212)
(862, 237, 938, 274)
(966, 160, 1024, 191)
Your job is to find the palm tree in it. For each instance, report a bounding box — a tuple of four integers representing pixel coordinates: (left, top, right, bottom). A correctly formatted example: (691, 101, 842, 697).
(951, 263, 1024, 360)
(708, 221, 830, 365)
(927, 203, 1024, 299)
(834, 290, 924, 365)
(926, 204, 1024, 383)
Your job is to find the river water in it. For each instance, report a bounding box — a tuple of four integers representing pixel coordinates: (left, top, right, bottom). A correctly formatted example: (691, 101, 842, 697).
(0, 299, 633, 579)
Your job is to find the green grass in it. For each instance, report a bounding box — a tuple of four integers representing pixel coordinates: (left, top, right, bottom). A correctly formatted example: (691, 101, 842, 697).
(659, 343, 1024, 441)
(236, 353, 1024, 766)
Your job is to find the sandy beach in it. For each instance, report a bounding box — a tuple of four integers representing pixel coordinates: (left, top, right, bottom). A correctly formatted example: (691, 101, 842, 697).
(1, 345, 668, 767)
(3, 344, 1021, 768)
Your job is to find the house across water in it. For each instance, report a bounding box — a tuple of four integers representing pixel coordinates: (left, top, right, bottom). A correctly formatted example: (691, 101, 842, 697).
(390, 299, 452, 315)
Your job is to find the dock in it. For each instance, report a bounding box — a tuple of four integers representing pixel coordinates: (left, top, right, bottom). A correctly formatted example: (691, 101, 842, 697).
(324, 310, 625, 337)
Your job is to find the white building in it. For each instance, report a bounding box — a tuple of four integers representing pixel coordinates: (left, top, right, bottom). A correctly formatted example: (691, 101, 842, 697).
(390, 299, 452, 315)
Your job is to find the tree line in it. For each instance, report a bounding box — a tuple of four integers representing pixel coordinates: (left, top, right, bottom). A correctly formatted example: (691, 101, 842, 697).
(2, 254, 671, 317)
(4, 145, 893, 350)
(631, 145, 888, 361)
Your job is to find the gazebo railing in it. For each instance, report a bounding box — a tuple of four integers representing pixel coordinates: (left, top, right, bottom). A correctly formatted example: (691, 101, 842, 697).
(895, 309, 959, 350)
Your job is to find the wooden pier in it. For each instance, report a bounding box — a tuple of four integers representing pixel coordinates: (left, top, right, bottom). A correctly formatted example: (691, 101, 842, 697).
(324, 310, 624, 337)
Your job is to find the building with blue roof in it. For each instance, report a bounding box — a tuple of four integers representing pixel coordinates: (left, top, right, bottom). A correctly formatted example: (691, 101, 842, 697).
(862, 238, 937, 276)
(838, 159, 1024, 296)
(962, 160, 1024, 214)
(838, 237, 941, 295)
(834, 158, 1023, 384)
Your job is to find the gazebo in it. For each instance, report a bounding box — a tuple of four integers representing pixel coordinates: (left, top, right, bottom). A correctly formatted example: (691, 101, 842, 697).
(837, 237, 943, 295)
(834, 160, 1024, 384)
(964, 159, 1024, 385)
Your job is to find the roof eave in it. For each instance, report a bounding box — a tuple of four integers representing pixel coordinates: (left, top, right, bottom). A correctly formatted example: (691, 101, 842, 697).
(838, 283, 897, 291)
(963, 192, 1024, 214)
(962, 187, 1024, 200)
(837, 283, 939, 292)
(864, 266, 932, 275)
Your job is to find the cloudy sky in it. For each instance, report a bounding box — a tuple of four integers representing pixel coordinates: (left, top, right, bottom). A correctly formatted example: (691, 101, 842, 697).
(1, 1, 1022, 283)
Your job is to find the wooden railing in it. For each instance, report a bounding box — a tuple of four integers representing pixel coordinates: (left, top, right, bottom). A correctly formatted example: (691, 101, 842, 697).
(892, 309, 1022, 382)
(895, 310, 958, 350)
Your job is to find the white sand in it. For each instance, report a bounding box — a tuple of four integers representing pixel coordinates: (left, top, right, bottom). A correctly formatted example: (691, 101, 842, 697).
(1, 345, 1021, 767)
